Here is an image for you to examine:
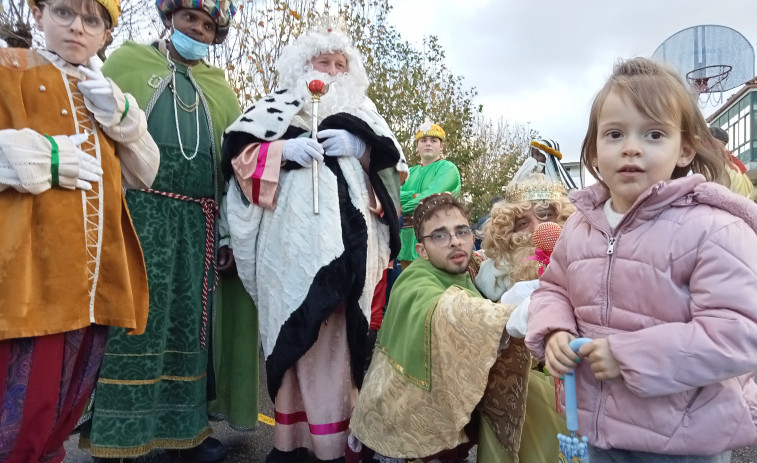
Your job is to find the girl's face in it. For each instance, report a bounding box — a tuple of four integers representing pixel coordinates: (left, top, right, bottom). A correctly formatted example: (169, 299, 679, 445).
(595, 90, 694, 213)
(32, 0, 111, 65)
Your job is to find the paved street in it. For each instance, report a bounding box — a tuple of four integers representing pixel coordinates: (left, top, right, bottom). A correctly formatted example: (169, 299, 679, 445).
(63, 420, 757, 463)
(63, 351, 757, 462)
(64, 351, 275, 463)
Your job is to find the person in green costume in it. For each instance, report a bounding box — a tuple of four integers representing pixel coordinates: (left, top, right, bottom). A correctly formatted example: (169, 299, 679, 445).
(348, 193, 527, 463)
(398, 122, 461, 269)
(79, 1, 258, 461)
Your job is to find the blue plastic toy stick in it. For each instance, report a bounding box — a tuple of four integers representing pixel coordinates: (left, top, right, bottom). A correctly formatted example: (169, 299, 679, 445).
(564, 337, 592, 434)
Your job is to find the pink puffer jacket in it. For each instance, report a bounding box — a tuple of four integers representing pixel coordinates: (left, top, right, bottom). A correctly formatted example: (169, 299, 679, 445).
(526, 175, 757, 455)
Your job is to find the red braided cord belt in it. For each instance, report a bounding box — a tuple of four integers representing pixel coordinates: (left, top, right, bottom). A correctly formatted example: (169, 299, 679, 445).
(140, 188, 217, 349)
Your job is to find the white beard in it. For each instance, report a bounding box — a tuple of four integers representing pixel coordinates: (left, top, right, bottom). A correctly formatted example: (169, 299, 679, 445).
(294, 69, 369, 122)
(274, 67, 404, 167)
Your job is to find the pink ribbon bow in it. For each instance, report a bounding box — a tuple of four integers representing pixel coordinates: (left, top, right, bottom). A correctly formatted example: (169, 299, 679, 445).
(527, 249, 552, 276)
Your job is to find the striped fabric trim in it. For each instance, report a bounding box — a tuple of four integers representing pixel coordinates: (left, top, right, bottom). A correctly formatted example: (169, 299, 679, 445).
(120, 97, 129, 122)
(274, 410, 350, 436)
(97, 372, 207, 385)
(251, 142, 270, 205)
(63, 70, 104, 324)
(230, 142, 281, 209)
(44, 134, 59, 186)
(80, 427, 212, 458)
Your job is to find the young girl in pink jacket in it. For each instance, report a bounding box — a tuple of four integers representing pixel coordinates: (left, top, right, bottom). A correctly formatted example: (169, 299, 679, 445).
(526, 57, 757, 462)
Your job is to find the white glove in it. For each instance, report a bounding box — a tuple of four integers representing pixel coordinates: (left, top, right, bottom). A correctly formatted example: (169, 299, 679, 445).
(0, 129, 102, 193)
(282, 138, 324, 167)
(68, 133, 103, 190)
(318, 129, 366, 159)
(501, 280, 539, 338)
(505, 295, 531, 339)
(77, 64, 121, 127)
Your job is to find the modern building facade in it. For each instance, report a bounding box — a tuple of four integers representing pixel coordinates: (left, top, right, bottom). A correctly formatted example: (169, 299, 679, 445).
(707, 77, 757, 185)
(562, 160, 586, 188)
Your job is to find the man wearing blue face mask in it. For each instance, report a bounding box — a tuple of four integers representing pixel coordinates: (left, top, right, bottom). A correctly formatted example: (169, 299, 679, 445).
(79, 1, 259, 462)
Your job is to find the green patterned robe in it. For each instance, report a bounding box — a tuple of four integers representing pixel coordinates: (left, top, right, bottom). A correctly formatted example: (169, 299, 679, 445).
(79, 41, 258, 457)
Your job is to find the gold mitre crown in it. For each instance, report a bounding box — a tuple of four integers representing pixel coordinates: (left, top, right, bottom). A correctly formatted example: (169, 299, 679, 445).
(505, 178, 567, 203)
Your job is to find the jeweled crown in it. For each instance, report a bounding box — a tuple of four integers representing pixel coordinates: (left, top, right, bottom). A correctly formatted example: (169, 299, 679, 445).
(505, 180, 567, 203)
(310, 14, 349, 36)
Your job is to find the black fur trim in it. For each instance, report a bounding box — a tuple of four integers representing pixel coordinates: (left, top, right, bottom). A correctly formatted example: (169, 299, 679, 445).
(266, 156, 370, 401)
(320, 113, 402, 260)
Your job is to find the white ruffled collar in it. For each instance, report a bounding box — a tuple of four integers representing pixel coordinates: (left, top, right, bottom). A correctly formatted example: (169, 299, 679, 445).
(38, 49, 93, 80)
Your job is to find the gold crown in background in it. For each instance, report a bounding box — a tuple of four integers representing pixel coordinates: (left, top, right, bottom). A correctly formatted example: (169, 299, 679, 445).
(505, 181, 567, 203)
(415, 121, 446, 141)
(28, 0, 121, 25)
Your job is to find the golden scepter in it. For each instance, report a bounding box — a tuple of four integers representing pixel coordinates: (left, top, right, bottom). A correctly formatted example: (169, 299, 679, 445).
(307, 79, 329, 214)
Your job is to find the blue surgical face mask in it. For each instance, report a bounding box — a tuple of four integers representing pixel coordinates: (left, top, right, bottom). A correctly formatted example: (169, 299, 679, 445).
(171, 28, 210, 61)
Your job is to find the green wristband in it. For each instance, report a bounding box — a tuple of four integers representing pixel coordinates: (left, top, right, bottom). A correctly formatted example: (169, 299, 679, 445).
(120, 97, 129, 122)
(44, 134, 59, 187)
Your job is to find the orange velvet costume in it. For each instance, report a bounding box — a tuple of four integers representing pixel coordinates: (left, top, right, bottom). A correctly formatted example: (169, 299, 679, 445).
(0, 48, 148, 340)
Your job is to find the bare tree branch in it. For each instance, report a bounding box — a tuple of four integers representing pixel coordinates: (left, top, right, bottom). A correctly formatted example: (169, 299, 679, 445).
(0, 0, 532, 216)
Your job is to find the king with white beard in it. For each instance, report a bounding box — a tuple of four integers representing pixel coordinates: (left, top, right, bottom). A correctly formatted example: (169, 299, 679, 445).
(221, 23, 406, 463)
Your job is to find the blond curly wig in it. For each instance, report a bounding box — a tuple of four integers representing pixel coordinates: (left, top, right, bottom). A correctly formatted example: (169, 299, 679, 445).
(482, 196, 574, 282)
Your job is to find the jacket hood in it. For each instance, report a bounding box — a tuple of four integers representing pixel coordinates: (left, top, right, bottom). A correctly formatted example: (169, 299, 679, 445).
(571, 174, 757, 234)
(689, 178, 757, 234)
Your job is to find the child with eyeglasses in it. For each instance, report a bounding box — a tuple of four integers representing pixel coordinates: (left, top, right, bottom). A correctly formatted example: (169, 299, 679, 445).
(0, 0, 159, 460)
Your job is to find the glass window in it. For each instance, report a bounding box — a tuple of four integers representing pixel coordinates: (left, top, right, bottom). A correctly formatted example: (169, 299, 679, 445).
(738, 117, 745, 147)
(746, 116, 751, 144)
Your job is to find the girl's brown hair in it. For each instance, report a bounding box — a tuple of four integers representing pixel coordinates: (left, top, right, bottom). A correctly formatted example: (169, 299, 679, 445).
(580, 57, 727, 189)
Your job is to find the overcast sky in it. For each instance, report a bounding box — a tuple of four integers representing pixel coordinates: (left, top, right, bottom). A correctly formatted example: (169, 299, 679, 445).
(387, 0, 757, 164)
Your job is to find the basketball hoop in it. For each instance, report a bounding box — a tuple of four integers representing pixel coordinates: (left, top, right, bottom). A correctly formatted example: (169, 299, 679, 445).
(686, 64, 731, 107)
(653, 25, 754, 109)
(686, 64, 732, 93)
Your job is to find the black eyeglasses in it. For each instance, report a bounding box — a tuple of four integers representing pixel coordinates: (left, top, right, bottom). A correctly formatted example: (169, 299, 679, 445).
(420, 226, 474, 247)
(45, 3, 110, 35)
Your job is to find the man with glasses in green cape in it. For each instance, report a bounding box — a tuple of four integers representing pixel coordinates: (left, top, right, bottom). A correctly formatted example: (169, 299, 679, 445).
(348, 193, 528, 463)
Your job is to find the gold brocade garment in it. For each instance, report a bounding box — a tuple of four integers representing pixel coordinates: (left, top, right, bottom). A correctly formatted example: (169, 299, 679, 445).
(350, 287, 523, 459)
